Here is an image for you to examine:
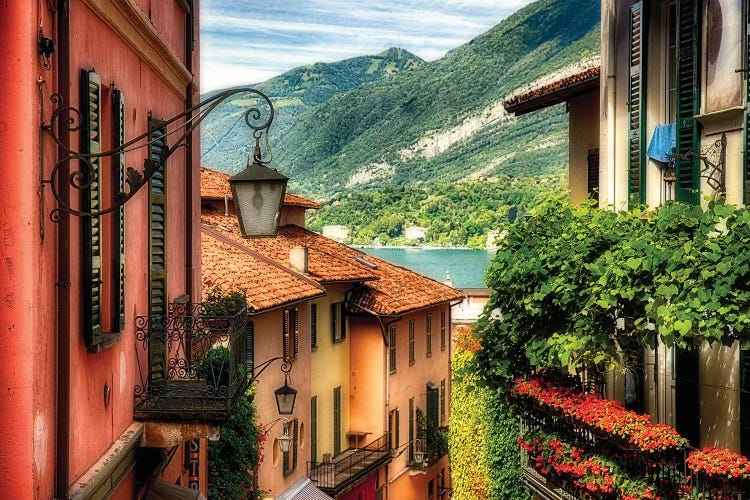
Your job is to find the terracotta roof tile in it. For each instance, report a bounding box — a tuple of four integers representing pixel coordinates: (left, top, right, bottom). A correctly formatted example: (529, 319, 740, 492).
(201, 167, 320, 208)
(504, 57, 600, 115)
(201, 227, 325, 313)
(201, 210, 379, 283)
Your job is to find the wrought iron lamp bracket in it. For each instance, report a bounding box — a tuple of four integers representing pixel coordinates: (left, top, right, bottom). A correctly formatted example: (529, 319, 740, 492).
(40, 86, 275, 222)
(249, 355, 292, 384)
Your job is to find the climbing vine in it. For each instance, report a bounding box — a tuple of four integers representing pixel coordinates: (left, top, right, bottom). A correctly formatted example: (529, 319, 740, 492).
(475, 196, 750, 390)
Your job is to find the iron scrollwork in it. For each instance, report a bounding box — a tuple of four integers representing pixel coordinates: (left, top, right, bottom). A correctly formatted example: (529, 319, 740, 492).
(41, 87, 275, 221)
(668, 133, 727, 199)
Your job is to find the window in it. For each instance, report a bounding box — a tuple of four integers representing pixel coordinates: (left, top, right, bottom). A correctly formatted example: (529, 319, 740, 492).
(426, 313, 432, 356)
(311, 396, 318, 462)
(331, 302, 346, 342)
(311, 303, 318, 348)
(388, 409, 396, 449)
(440, 379, 446, 422)
(409, 320, 415, 364)
(283, 418, 299, 476)
(283, 308, 299, 359)
(333, 386, 342, 455)
(440, 309, 446, 349)
(389, 325, 397, 372)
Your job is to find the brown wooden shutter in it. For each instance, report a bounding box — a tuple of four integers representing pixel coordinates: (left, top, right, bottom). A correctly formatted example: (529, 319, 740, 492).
(81, 69, 103, 348)
(587, 148, 600, 200)
(311, 396, 318, 462)
(340, 302, 347, 340)
(331, 303, 337, 342)
(409, 397, 414, 461)
(628, 1, 646, 207)
(389, 326, 397, 372)
(395, 408, 400, 448)
(311, 303, 318, 348)
(440, 379, 446, 422)
(283, 309, 290, 358)
(675, 0, 701, 205)
(293, 307, 299, 358)
(112, 88, 126, 333)
(148, 117, 168, 382)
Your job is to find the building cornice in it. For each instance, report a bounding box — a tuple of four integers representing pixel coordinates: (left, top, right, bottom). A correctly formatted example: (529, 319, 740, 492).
(81, 0, 193, 98)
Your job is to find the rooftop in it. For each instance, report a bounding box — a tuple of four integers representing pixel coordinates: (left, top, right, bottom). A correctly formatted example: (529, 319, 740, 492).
(503, 56, 600, 115)
(200, 166, 321, 209)
(201, 211, 463, 316)
(201, 226, 325, 313)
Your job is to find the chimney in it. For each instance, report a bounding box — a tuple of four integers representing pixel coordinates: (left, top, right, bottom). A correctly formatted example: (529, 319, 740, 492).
(289, 246, 309, 274)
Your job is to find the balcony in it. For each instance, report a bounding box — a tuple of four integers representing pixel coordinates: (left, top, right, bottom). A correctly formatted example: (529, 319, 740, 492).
(134, 303, 249, 422)
(307, 433, 391, 495)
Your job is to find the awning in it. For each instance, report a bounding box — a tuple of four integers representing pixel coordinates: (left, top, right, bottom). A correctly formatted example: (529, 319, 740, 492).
(145, 480, 207, 500)
(276, 478, 333, 500)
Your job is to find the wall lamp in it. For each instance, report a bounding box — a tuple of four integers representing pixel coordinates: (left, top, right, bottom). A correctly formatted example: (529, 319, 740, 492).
(264, 416, 293, 454)
(40, 86, 288, 238)
(250, 356, 298, 416)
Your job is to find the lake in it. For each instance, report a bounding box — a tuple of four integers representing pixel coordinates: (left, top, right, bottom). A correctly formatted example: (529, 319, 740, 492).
(360, 248, 494, 289)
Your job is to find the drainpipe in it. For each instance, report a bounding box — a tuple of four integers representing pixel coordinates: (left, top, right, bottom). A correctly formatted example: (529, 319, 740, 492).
(184, 0, 195, 299)
(56, 0, 71, 497)
(601, 0, 617, 207)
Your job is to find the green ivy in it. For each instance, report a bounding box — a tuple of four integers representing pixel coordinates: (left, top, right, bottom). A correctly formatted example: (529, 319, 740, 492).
(208, 389, 263, 499)
(449, 333, 530, 499)
(475, 197, 750, 390)
(204, 286, 247, 317)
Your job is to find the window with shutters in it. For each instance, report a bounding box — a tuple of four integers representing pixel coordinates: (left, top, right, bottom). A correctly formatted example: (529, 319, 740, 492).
(409, 320, 415, 364)
(389, 325, 397, 373)
(81, 71, 126, 353)
(440, 309, 446, 350)
(331, 302, 346, 342)
(283, 308, 299, 359)
(440, 379, 446, 422)
(333, 386, 342, 455)
(311, 303, 318, 349)
(674, 0, 702, 205)
(388, 409, 396, 449)
(426, 313, 432, 356)
(587, 148, 600, 200)
(148, 117, 168, 383)
(311, 396, 318, 462)
(283, 418, 299, 476)
(628, 1, 647, 207)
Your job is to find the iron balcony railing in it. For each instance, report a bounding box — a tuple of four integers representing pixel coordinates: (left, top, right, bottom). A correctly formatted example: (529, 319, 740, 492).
(308, 433, 391, 494)
(134, 303, 249, 421)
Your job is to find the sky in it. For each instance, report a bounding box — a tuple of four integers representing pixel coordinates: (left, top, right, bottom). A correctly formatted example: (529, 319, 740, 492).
(200, 0, 535, 92)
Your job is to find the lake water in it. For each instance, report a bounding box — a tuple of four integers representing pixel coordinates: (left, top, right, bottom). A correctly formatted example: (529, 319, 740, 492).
(360, 248, 494, 289)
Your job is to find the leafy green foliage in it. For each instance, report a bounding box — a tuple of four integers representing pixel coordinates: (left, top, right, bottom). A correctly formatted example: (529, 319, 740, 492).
(307, 176, 564, 247)
(203, 286, 247, 317)
(208, 390, 263, 499)
(449, 328, 530, 499)
(475, 197, 750, 391)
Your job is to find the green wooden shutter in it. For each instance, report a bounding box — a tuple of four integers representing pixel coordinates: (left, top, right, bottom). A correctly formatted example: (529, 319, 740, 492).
(311, 396, 318, 462)
(311, 303, 317, 348)
(628, 1, 646, 207)
(292, 418, 299, 470)
(426, 314, 432, 355)
(409, 320, 415, 363)
(744, 5, 750, 204)
(81, 69, 103, 348)
(112, 88, 126, 333)
(409, 397, 414, 461)
(246, 321, 254, 367)
(675, 0, 701, 205)
(148, 118, 168, 383)
(440, 379, 446, 422)
(427, 386, 439, 430)
(333, 386, 341, 455)
(395, 408, 400, 448)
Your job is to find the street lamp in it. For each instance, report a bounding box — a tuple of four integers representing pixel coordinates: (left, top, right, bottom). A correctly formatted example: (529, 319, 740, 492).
(277, 420, 293, 454)
(250, 356, 298, 416)
(41, 87, 287, 238)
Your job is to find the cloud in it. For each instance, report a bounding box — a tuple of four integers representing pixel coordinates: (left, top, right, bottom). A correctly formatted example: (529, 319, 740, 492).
(200, 0, 536, 92)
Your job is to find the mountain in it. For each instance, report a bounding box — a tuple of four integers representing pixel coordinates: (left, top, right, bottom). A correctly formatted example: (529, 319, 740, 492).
(265, 0, 599, 195)
(200, 48, 424, 169)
